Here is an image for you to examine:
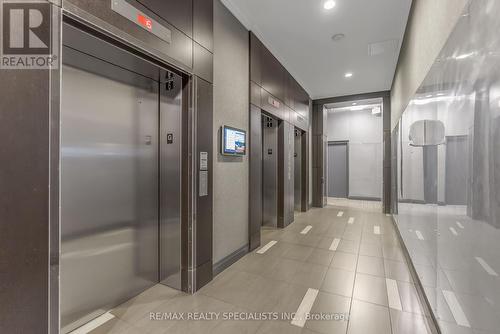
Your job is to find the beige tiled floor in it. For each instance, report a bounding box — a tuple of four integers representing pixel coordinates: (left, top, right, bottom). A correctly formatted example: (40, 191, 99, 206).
(85, 203, 435, 334)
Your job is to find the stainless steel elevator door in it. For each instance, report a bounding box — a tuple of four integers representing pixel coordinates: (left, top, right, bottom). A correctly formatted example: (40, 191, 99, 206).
(262, 116, 278, 227)
(328, 142, 348, 198)
(60, 63, 159, 332)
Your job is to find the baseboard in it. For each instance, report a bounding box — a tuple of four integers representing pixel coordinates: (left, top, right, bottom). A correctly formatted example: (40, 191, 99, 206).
(399, 198, 426, 204)
(347, 196, 381, 202)
(213, 244, 249, 277)
(390, 215, 441, 334)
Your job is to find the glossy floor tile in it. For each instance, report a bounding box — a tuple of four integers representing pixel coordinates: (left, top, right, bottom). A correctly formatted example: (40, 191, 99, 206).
(71, 202, 434, 334)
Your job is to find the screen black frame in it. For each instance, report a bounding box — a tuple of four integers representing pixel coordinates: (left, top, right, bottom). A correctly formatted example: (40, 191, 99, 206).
(221, 125, 247, 156)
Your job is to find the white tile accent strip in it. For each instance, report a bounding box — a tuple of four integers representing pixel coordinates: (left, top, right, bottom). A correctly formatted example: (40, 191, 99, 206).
(475, 257, 498, 276)
(456, 221, 464, 229)
(337, 211, 344, 217)
(291, 288, 319, 327)
(329, 238, 341, 251)
(449, 227, 458, 236)
(348, 217, 355, 224)
(442, 290, 471, 328)
(415, 230, 424, 240)
(386, 279, 402, 311)
(301, 225, 313, 235)
(374, 226, 381, 235)
(257, 240, 277, 254)
(69, 312, 115, 334)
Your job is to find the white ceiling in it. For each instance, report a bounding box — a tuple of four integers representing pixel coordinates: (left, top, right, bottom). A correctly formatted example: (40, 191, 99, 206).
(221, 0, 412, 100)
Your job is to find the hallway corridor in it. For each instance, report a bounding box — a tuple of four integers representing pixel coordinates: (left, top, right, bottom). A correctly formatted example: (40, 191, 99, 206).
(84, 204, 433, 334)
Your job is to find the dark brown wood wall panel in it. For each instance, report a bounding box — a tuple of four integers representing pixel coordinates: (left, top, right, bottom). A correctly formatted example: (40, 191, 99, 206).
(137, 0, 193, 37)
(193, 0, 214, 52)
(249, 105, 263, 251)
(195, 77, 213, 289)
(0, 70, 50, 334)
(250, 33, 262, 86)
(261, 45, 285, 101)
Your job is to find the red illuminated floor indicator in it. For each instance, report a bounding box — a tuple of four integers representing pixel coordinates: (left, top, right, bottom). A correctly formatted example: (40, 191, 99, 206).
(137, 14, 152, 30)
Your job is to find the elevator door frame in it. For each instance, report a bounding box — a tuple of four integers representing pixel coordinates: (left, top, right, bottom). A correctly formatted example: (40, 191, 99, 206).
(60, 17, 191, 333)
(261, 114, 279, 228)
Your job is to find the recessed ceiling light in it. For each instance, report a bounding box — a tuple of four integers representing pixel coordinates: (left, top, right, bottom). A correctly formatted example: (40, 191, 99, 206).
(352, 102, 357, 106)
(332, 33, 345, 42)
(344, 72, 353, 78)
(426, 94, 433, 98)
(324, 0, 336, 10)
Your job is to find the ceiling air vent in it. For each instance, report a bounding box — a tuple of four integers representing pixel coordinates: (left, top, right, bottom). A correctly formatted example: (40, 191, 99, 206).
(368, 39, 398, 56)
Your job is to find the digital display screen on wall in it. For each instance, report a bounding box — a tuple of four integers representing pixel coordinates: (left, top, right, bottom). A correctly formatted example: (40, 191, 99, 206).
(222, 126, 246, 156)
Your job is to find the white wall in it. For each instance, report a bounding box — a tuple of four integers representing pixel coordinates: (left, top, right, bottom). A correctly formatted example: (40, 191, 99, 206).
(213, 0, 249, 263)
(327, 109, 383, 199)
(391, 0, 469, 130)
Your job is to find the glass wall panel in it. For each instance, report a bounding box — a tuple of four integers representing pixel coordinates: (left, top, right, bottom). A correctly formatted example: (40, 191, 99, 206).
(393, 0, 500, 332)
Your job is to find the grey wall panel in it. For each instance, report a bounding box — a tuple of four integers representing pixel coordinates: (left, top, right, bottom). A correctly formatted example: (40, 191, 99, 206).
(136, 0, 193, 38)
(194, 42, 213, 83)
(65, 0, 193, 70)
(326, 110, 383, 199)
(193, 0, 214, 52)
(213, 0, 249, 263)
(445, 136, 468, 205)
